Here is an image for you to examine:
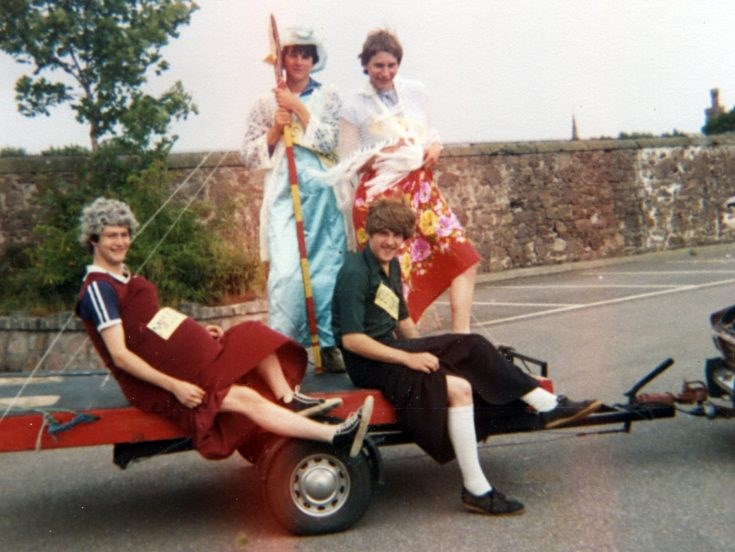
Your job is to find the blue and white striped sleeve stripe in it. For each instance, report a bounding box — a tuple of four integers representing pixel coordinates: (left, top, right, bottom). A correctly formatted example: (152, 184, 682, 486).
(79, 280, 122, 331)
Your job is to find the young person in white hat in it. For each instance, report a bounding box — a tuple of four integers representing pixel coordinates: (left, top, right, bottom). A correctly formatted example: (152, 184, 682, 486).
(241, 26, 347, 373)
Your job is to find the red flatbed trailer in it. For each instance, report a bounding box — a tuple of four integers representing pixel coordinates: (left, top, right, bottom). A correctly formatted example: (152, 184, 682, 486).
(0, 371, 395, 454)
(0, 348, 677, 535)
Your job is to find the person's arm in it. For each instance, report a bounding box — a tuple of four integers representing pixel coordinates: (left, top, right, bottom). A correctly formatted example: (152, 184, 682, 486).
(396, 316, 420, 339)
(422, 141, 442, 170)
(100, 324, 206, 409)
(342, 328, 439, 374)
(240, 95, 281, 168)
(407, 79, 441, 170)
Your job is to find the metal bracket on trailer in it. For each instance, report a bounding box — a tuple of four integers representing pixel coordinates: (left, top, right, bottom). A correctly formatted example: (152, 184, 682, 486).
(529, 358, 679, 435)
(113, 438, 193, 469)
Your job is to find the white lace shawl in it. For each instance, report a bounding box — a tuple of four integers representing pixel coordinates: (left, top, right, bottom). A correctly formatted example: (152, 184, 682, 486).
(323, 77, 439, 250)
(239, 83, 341, 261)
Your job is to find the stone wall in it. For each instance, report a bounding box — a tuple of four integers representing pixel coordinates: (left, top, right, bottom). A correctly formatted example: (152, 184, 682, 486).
(4, 136, 735, 267)
(3, 135, 735, 372)
(435, 135, 735, 270)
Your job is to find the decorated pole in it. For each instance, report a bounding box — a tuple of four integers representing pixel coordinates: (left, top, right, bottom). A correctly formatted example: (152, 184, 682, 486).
(267, 14, 323, 373)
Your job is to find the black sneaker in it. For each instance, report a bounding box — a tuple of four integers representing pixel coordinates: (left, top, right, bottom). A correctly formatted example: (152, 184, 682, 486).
(282, 386, 343, 417)
(461, 487, 525, 516)
(321, 347, 347, 373)
(332, 395, 374, 457)
(539, 396, 602, 429)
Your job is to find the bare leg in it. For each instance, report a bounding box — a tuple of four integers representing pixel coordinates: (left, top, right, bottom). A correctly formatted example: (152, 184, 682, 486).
(254, 352, 344, 416)
(449, 262, 478, 333)
(220, 385, 335, 442)
(255, 353, 293, 401)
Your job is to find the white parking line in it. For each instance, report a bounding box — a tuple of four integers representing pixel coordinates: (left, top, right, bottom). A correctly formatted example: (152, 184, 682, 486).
(0, 376, 63, 386)
(587, 270, 735, 275)
(0, 395, 60, 408)
(473, 277, 735, 327)
(472, 301, 579, 307)
(437, 284, 677, 307)
(668, 260, 735, 264)
(473, 301, 578, 307)
(483, 284, 678, 289)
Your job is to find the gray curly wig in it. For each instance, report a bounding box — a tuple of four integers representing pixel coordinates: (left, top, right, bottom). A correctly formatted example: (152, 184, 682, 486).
(79, 197, 139, 252)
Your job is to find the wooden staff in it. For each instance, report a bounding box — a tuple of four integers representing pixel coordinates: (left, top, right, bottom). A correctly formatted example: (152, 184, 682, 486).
(268, 14, 323, 373)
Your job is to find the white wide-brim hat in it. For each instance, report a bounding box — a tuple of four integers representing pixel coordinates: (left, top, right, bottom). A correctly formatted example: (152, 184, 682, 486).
(282, 26, 327, 73)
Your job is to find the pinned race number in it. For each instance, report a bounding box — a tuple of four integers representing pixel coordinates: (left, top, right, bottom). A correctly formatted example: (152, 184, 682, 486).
(374, 282, 400, 320)
(146, 307, 188, 340)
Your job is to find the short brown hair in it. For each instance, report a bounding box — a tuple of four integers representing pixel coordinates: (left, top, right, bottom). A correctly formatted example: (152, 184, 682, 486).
(366, 199, 415, 239)
(358, 29, 403, 67)
(283, 44, 319, 66)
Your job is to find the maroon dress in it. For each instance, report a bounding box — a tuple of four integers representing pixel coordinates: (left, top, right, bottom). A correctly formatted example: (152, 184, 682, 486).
(78, 272, 306, 459)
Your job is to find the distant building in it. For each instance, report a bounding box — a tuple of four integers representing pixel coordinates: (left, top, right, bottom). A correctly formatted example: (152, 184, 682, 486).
(705, 88, 727, 123)
(571, 115, 579, 141)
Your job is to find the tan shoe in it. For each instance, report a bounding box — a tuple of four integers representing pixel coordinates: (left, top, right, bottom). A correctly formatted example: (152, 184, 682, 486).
(321, 346, 347, 373)
(540, 396, 602, 429)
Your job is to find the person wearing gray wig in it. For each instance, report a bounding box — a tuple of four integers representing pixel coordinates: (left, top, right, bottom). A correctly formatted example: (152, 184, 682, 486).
(74, 197, 373, 461)
(79, 197, 139, 253)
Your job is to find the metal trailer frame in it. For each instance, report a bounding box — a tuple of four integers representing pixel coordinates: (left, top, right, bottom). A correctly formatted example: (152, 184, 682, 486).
(0, 347, 679, 535)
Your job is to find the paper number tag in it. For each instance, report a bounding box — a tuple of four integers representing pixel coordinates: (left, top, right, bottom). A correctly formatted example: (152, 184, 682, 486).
(146, 307, 187, 340)
(374, 282, 400, 320)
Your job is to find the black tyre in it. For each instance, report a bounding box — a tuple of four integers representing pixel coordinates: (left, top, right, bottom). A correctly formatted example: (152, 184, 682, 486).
(263, 439, 374, 535)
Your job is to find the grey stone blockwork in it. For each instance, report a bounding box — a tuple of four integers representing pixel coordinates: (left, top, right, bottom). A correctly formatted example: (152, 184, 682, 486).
(4, 137, 735, 372)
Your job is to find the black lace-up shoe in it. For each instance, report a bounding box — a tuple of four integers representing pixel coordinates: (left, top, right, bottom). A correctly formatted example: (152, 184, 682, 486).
(540, 396, 602, 429)
(461, 487, 525, 516)
(283, 386, 343, 417)
(332, 395, 374, 457)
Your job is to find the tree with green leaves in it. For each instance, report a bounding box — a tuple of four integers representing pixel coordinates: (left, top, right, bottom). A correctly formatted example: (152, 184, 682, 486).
(0, 1, 261, 314)
(703, 108, 735, 136)
(1, 145, 262, 314)
(0, 0, 199, 152)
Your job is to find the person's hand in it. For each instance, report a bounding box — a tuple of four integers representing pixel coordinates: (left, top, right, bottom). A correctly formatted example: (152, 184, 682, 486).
(171, 380, 206, 408)
(423, 142, 442, 170)
(274, 87, 301, 112)
(404, 351, 440, 373)
(268, 107, 292, 145)
(205, 324, 224, 340)
(274, 107, 292, 127)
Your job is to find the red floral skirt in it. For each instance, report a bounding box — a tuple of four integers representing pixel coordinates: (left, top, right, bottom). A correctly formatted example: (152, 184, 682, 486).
(353, 168, 480, 321)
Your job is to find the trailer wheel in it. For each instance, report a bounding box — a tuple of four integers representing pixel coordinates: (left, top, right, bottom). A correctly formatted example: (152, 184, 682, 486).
(263, 439, 373, 535)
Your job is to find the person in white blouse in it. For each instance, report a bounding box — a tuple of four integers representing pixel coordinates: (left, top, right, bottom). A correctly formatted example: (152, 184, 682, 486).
(334, 29, 480, 334)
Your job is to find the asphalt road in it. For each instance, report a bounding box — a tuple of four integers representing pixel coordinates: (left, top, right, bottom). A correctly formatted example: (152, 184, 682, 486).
(3, 244, 735, 551)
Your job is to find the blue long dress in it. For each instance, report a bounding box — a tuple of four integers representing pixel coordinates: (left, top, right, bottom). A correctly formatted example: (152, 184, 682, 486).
(241, 79, 346, 348)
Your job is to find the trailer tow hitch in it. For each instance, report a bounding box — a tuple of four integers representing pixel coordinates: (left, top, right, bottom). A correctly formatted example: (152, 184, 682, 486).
(637, 380, 735, 419)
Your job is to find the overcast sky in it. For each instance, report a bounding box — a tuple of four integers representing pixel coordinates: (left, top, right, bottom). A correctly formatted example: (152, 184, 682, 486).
(2, 0, 734, 154)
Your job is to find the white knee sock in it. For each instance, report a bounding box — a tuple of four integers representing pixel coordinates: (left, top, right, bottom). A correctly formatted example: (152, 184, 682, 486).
(447, 405, 492, 496)
(521, 387, 558, 412)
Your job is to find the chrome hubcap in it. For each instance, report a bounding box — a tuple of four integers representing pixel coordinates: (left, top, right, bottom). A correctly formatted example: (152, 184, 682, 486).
(289, 454, 350, 517)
